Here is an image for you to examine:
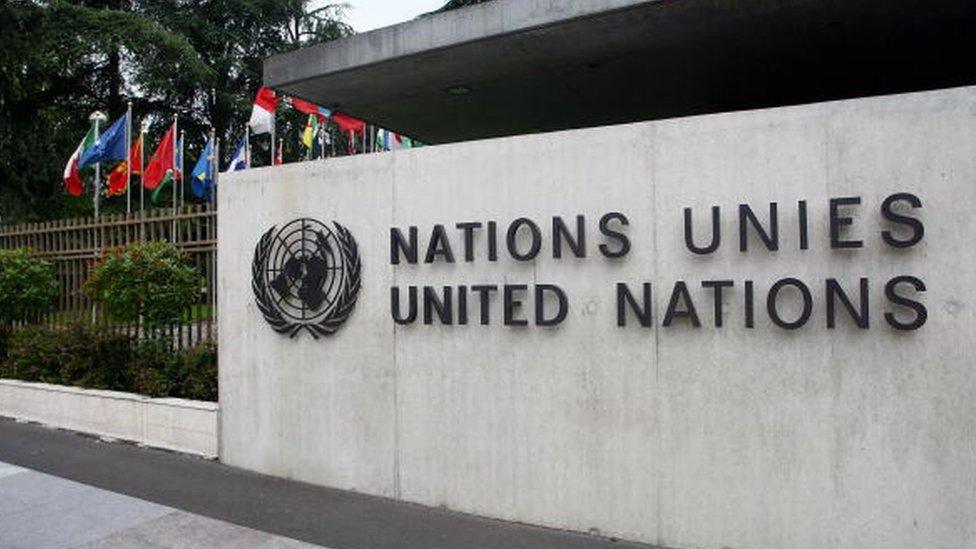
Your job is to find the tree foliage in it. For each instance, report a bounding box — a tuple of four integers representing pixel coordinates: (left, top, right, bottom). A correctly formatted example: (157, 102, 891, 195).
(434, 0, 494, 12)
(0, 0, 353, 223)
(0, 248, 59, 323)
(85, 241, 200, 327)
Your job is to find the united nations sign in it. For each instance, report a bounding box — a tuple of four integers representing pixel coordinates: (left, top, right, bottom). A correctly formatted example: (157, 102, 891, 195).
(251, 218, 361, 338)
(222, 88, 976, 549)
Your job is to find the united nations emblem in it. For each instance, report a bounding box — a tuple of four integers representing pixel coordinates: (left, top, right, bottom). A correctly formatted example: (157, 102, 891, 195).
(251, 218, 361, 338)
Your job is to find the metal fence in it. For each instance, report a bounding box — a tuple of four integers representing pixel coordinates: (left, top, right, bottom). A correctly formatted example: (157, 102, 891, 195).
(0, 206, 217, 348)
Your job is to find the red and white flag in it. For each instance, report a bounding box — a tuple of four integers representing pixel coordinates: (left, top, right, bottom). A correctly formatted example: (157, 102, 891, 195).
(248, 87, 280, 135)
(63, 127, 96, 196)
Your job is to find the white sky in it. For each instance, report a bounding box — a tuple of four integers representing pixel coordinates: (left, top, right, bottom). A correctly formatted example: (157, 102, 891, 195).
(338, 0, 447, 33)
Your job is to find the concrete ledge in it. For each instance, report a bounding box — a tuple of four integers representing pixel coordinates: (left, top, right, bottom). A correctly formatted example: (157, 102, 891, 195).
(0, 380, 218, 458)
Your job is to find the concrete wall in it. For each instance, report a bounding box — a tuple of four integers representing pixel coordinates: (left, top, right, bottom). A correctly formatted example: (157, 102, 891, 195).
(218, 86, 976, 548)
(0, 380, 218, 458)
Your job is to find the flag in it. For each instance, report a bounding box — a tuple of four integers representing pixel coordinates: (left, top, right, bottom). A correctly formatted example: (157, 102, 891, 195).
(190, 137, 214, 201)
(248, 87, 279, 135)
(291, 97, 331, 122)
(301, 114, 319, 150)
(130, 135, 143, 176)
(332, 113, 365, 134)
(105, 163, 127, 196)
(379, 129, 404, 151)
(144, 124, 175, 190)
(227, 137, 247, 172)
(175, 134, 184, 180)
(63, 127, 96, 196)
(78, 112, 129, 169)
(333, 113, 366, 152)
(151, 170, 175, 205)
(104, 136, 142, 196)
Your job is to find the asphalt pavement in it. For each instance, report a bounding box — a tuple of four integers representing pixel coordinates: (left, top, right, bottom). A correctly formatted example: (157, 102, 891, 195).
(0, 417, 657, 549)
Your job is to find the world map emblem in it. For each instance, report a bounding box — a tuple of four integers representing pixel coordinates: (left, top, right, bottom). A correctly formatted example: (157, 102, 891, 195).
(252, 218, 361, 338)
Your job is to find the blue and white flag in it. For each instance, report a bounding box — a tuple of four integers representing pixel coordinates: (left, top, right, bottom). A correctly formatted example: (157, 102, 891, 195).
(227, 137, 247, 172)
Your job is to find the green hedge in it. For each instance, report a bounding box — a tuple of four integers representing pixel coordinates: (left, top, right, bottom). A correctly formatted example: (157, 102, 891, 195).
(0, 323, 217, 402)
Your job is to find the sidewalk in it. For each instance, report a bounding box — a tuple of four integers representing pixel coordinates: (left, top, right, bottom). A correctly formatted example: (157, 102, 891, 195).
(0, 461, 320, 548)
(0, 417, 657, 549)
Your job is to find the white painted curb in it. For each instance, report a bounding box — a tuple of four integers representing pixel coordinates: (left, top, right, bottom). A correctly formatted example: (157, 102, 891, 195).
(0, 379, 218, 458)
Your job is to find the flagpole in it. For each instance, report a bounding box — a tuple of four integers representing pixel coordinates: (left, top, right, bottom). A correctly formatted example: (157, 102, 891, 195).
(179, 129, 185, 211)
(211, 135, 219, 330)
(87, 110, 105, 326)
(91, 116, 102, 219)
(172, 114, 178, 244)
(125, 102, 132, 215)
(245, 126, 251, 168)
(270, 113, 276, 166)
(139, 121, 146, 240)
(209, 129, 216, 201)
(213, 137, 220, 206)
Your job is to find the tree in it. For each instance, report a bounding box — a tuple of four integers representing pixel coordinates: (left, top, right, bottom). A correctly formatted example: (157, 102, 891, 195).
(142, 1, 353, 171)
(84, 241, 200, 328)
(435, 0, 494, 12)
(0, 0, 353, 223)
(0, 0, 210, 222)
(0, 248, 59, 357)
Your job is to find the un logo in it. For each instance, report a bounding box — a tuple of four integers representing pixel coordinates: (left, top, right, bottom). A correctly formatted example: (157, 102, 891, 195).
(251, 218, 361, 338)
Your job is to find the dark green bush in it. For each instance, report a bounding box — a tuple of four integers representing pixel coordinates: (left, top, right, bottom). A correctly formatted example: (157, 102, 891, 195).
(84, 241, 202, 328)
(0, 249, 59, 323)
(0, 323, 216, 401)
(0, 248, 59, 360)
(1, 325, 62, 382)
(130, 336, 180, 397)
(56, 323, 133, 390)
(177, 340, 218, 401)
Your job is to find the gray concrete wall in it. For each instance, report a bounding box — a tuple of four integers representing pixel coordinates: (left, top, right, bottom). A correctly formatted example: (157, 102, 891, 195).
(218, 86, 976, 549)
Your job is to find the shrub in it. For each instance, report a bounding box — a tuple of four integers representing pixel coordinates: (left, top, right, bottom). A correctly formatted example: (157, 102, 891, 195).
(84, 241, 201, 328)
(0, 325, 62, 382)
(0, 248, 59, 358)
(0, 323, 217, 401)
(130, 336, 180, 397)
(0, 248, 59, 323)
(0, 323, 133, 389)
(57, 323, 133, 390)
(178, 340, 218, 401)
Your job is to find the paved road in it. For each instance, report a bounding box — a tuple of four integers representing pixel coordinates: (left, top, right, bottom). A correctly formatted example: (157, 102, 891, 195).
(0, 418, 657, 549)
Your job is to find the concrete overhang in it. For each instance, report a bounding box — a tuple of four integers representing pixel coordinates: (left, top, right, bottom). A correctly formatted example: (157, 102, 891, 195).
(265, 0, 976, 145)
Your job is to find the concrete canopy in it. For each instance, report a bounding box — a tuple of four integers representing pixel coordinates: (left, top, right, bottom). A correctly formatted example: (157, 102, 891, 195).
(264, 0, 976, 145)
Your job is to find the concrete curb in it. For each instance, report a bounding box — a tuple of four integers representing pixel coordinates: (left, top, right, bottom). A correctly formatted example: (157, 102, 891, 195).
(0, 379, 217, 458)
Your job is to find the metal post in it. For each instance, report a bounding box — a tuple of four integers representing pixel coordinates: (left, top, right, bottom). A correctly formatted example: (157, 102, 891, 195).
(88, 110, 105, 325)
(89, 114, 104, 219)
(245, 126, 251, 168)
(125, 102, 132, 214)
(172, 114, 178, 244)
(179, 129, 186, 211)
(319, 121, 325, 160)
(213, 137, 220, 206)
(139, 121, 146, 240)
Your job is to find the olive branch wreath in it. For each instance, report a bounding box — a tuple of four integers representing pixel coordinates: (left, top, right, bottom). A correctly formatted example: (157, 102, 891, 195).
(251, 221, 361, 339)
